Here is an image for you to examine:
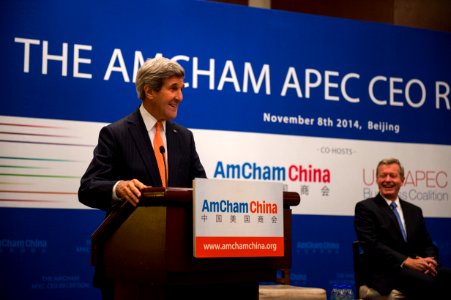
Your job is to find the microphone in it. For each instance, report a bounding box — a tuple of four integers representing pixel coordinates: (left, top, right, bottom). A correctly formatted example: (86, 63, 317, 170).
(159, 146, 168, 187)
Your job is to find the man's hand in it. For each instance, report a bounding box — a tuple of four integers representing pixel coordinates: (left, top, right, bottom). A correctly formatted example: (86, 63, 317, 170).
(404, 256, 438, 277)
(116, 179, 150, 207)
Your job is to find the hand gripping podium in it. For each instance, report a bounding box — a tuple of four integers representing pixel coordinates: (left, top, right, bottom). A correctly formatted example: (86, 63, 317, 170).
(91, 187, 300, 300)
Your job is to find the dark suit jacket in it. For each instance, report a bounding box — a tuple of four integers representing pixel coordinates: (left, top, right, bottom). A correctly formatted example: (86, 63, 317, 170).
(78, 108, 207, 212)
(354, 193, 438, 295)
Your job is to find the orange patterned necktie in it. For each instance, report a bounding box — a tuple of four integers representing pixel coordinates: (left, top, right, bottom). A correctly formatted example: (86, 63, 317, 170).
(153, 121, 166, 187)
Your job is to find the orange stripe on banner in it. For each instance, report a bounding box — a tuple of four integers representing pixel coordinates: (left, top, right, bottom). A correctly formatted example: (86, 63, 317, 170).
(194, 236, 284, 258)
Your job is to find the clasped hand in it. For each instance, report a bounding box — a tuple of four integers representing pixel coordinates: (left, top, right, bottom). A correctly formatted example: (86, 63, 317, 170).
(405, 256, 438, 277)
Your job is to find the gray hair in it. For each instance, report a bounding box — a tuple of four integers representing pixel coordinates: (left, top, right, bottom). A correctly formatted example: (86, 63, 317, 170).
(376, 158, 405, 178)
(135, 57, 185, 100)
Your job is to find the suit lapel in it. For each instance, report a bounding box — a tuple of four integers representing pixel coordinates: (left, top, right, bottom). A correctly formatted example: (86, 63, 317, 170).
(165, 121, 179, 186)
(126, 109, 161, 184)
(398, 199, 410, 240)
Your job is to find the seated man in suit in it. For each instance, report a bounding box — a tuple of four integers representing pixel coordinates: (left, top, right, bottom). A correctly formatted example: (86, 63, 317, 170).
(78, 56, 207, 299)
(354, 158, 451, 299)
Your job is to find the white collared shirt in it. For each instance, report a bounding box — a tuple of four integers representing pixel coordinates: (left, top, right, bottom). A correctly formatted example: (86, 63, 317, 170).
(139, 105, 167, 149)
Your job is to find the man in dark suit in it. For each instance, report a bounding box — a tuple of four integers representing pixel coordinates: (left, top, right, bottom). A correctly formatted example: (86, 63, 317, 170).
(78, 57, 207, 298)
(354, 158, 451, 299)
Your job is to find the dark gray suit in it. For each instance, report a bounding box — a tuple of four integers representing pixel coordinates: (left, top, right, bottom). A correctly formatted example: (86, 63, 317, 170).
(78, 107, 206, 212)
(354, 193, 451, 298)
(78, 108, 207, 296)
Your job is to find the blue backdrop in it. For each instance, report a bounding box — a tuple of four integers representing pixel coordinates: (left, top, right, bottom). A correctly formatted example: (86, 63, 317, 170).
(1, 0, 450, 299)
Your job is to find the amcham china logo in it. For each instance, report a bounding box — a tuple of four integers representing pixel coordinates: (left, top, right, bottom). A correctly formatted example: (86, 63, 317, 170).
(212, 161, 331, 183)
(201, 198, 278, 214)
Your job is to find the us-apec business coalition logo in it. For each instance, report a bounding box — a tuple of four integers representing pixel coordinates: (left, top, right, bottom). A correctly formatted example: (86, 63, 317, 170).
(362, 167, 449, 201)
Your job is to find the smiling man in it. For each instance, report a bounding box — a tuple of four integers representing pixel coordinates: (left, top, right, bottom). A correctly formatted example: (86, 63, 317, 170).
(78, 56, 206, 299)
(354, 158, 451, 300)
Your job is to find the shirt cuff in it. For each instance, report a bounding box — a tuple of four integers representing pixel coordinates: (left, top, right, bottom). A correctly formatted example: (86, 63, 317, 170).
(112, 181, 121, 200)
(400, 259, 407, 268)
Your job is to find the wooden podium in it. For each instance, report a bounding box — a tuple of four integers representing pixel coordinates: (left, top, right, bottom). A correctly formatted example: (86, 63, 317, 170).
(91, 187, 300, 300)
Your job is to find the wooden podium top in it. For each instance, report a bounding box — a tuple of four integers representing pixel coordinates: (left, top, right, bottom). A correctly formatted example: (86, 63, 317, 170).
(141, 187, 300, 207)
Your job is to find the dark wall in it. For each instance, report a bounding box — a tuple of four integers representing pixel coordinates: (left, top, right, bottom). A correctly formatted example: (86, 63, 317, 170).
(212, 0, 451, 32)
